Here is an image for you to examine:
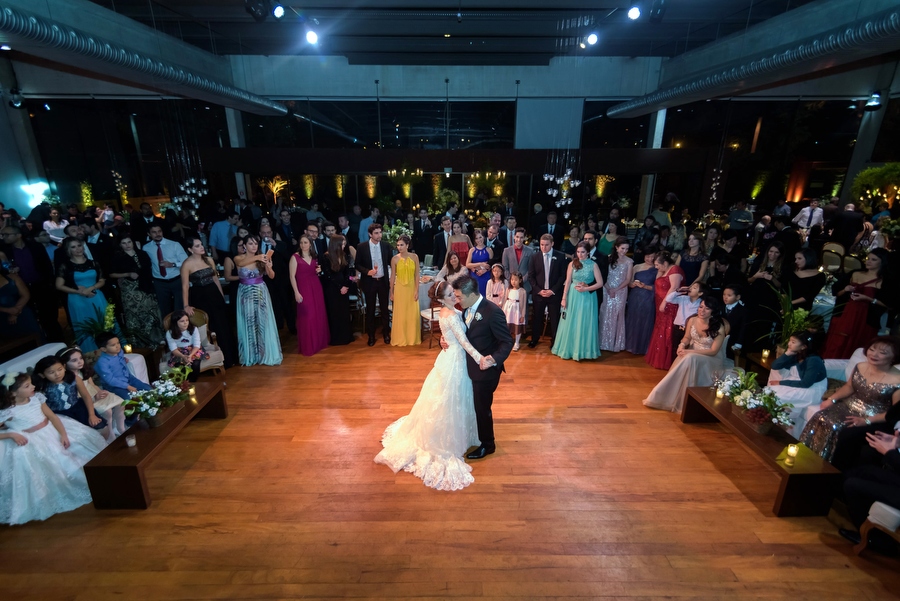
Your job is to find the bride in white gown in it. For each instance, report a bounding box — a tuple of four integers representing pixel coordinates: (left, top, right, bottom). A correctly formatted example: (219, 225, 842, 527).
(374, 281, 485, 491)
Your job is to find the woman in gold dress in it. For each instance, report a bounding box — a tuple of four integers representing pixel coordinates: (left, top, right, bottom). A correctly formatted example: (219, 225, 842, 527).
(390, 235, 421, 346)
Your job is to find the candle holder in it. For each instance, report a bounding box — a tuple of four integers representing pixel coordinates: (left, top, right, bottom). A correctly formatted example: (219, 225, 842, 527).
(761, 349, 770, 359)
(123, 344, 133, 354)
(716, 389, 724, 399)
(785, 443, 799, 466)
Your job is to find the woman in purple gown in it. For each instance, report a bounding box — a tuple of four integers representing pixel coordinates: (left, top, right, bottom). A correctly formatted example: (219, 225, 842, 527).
(624, 246, 658, 355)
(289, 236, 330, 356)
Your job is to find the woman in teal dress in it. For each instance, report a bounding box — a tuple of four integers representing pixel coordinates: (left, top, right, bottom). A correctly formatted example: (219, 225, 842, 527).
(552, 242, 604, 361)
(233, 235, 283, 366)
(55, 238, 111, 351)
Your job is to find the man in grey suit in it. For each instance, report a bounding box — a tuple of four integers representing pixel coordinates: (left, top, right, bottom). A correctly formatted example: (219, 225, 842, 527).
(501, 227, 534, 330)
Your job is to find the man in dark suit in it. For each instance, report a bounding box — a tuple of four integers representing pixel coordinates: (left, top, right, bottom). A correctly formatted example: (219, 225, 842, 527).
(259, 221, 296, 335)
(499, 215, 517, 249)
(527, 234, 568, 348)
(485, 224, 505, 266)
(450, 275, 513, 459)
(412, 208, 433, 258)
(583, 230, 609, 306)
(356, 222, 393, 346)
(538, 211, 565, 249)
(337, 214, 358, 247)
(500, 198, 518, 222)
(432, 215, 452, 270)
(830, 203, 865, 251)
(773, 215, 801, 260)
(306, 222, 328, 257)
(130, 202, 164, 246)
(276, 209, 298, 252)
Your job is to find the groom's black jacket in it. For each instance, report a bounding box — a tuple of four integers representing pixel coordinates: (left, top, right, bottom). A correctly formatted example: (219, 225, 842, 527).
(464, 299, 514, 381)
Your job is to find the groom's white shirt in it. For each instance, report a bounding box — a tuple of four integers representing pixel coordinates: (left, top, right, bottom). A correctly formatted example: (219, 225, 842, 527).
(464, 295, 485, 329)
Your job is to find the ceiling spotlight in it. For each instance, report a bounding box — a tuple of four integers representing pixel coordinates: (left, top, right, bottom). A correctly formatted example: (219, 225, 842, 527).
(0, 44, 10, 51)
(579, 42, 586, 49)
(628, 6, 641, 20)
(272, 4, 284, 19)
(865, 92, 882, 111)
(7, 88, 23, 109)
(244, 0, 270, 23)
(587, 33, 598, 45)
(306, 30, 318, 44)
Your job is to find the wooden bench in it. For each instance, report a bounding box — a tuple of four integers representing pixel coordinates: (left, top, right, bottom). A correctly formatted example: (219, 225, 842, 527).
(681, 386, 841, 517)
(84, 380, 228, 510)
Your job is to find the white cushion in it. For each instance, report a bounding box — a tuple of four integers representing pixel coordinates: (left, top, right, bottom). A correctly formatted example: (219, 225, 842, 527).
(869, 502, 900, 532)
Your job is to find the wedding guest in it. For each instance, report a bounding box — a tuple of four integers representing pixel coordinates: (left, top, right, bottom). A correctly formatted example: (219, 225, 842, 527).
(306, 221, 327, 257)
(289, 236, 330, 355)
(643, 297, 730, 413)
(358, 207, 380, 243)
(665, 282, 709, 360)
(747, 241, 785, 347)
(0, 372, 107, 525)
(432, 216, 453, 270)
(633, 216, 658, 250)
(787, 248, 826, 312)
(0, 265, 41, 341)
(435, 250, 468, 285)
(390, 235, 421, 347)
(486, 264, 508, 309)
(702, 224, 722, 256)
(528, 234, 567, 349)
(596, 221, 619, 256)
(599, 237, 633, 352)
(499, 215, 518, 248)
(321, 235, 354, 346)
(646, 251, 684, 370)
(823, 249, 890, 359)
(801, 336, 900, 462)
(130, 203, 163, 246)
(676, 231, 709, 285)
(276, 209, 298, 252)
(259, 221, 296, 336)
(485, 224, 505, 267)
(356, 223, 393, 346)
(146, 225, 187, 318)
(793, 198, 824, 231)
(33, 355, 108, 438)
(42, 207, 68, 243)
(109, 235, 164, 348)
(768, 330, 827, 436)
(93, 332, 152, 403)
(234, 235, 283, 366)
(625, 246, 658, 355)
(562, 225, 580, 258)
(552, 242, 603, 361)
(164, 311, 206, 382)
(538, 211, 564, 249)
(722, 285, 747, 359)
(832, 400, 900, 472)
(0, 224, 63, 341)
(448, 220, 472, 263)
(181, 235, 236, 368)
(59, 346, 126, 437)
(503, 272, 528, 352)
(599, 207, 623, 237)
(466, 229, 492, 297)
(706, 253, 745, 295)
(209, 211, 240, 264)
(55, 238, 110, 352)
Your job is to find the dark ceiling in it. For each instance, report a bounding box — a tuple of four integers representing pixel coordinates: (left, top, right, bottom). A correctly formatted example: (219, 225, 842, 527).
(88, 0, 815, 66)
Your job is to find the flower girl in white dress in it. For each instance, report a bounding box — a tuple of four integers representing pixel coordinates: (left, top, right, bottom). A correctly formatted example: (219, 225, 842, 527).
(0, 372, 107, 525)
(375, 281, 485, 491)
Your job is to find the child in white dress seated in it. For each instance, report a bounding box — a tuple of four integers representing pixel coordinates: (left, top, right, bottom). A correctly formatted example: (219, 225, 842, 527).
(0, 372, 107, 525)
(60, 347, 128, 438)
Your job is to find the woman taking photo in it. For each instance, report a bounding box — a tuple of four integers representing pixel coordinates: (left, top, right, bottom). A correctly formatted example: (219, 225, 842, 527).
(676, 230, 709, 285)
(55, 238, 110, 351)
(321, 235, 354, 346)
(788, 248, 826, 312)
(599, 237, 633, 352)
(625, 246, 658, 355)
(643, 296, 730, 413)
(289, 235, 329, 356)
(552, 242, 603, 361)
(645, 251, 684, 370)
(180, 235, 236, 367)
(109, 235, 164, 348)
(465, 229, 492, 297)
(390, 234, 421, 347)
(234, 234, 282, 366)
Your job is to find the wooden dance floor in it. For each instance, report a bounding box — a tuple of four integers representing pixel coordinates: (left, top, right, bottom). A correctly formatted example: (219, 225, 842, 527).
(3, 339, 900, 600)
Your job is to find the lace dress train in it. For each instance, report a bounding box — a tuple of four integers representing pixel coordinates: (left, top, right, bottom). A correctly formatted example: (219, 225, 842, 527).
(375, 312, 482, 491)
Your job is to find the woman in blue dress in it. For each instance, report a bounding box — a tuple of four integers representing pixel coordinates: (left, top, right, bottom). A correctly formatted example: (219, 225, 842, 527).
(233, 235, 283, 366)
(466, 229, 493, 297)
(552, 242, 604, 361)
(55, 238, 109, 351)
(625, 246, 659, 355)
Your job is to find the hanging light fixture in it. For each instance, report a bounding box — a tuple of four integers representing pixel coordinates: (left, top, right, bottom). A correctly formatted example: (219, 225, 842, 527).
(865, 92, 882, 111)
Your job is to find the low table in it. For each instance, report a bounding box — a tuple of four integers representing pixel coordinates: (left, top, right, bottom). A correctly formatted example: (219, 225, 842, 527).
(743, 351, 774, 381)
(84, 380, 228, 510)
(681, 386, 841, 517)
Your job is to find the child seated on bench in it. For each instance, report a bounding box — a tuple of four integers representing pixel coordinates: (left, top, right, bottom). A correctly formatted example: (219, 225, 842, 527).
(93, 332, 152, 401)
(59, 346, 128, 438)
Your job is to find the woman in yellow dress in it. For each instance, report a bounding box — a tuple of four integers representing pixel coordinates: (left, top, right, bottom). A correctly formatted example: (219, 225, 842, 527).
(390, 234, 421, 346)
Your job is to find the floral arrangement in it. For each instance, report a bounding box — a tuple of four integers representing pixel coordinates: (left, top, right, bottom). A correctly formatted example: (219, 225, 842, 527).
(718, 371, 794, 427)
(616, 196, 631, 209)
(124, 366, 192, 421)
(429, 188, 459, 215)
(382, 221, 413, 246)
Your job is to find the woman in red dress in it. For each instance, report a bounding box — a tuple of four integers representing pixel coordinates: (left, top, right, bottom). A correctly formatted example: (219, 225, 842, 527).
(289, 236, 330, 356)
(448, 221, 472, 264)
(823, 248, 890, 359)
(645, 251, 685, 370)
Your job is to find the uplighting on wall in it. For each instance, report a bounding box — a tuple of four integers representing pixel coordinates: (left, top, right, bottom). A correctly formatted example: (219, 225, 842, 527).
(21, 182, 49, 208)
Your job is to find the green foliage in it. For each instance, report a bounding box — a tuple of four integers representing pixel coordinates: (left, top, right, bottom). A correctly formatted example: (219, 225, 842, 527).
(850, 163, 900, 212)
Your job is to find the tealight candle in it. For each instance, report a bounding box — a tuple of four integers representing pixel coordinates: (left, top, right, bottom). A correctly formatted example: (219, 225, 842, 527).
(761, 349, 770, 359)
(716, 390, 724, 399)
(787, 444, 799, 458)
(123, 344, 133, 353)
(189, 386, 197, 398)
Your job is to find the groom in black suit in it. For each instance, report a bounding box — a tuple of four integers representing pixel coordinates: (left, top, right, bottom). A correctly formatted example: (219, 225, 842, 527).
(450, 275, 513, 459)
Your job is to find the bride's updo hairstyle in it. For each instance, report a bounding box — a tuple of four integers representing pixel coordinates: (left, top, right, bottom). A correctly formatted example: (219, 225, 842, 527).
(429, 281, 449, 302)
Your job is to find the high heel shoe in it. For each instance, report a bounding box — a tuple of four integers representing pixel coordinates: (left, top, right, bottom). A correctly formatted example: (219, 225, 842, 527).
(513, 343, 520, 352)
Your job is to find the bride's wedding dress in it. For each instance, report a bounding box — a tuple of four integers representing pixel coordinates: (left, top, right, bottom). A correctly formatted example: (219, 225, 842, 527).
(375, 311, 483, 491)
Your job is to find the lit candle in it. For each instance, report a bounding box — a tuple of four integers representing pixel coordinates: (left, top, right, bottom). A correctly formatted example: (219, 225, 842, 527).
(189, 386, 197, 398)
(716, 390, 724, 399)
(123, 344, 132, 354)
(761, 349, 770, 359)
(787, 444, 799, 458)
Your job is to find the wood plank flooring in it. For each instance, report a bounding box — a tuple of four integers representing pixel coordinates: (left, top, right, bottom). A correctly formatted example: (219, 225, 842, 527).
(2, 337, 899, 600)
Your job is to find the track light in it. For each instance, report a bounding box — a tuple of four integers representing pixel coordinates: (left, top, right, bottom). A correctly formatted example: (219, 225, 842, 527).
(628, 5, 641, 20)
(6, 88, 23, 109)
(306, 30, 318, 45)
(865, 93, 882, 111)
(244, 0, 270, 23)
(0, 44, 10, 51)
(272, 4, 284, 19)
(587, 33, 598, 45)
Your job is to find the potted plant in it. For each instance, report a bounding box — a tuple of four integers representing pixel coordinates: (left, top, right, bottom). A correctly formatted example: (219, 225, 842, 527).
(757, 287, 819, 356)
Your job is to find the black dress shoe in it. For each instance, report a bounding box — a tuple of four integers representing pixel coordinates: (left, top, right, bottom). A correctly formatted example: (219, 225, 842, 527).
(839, 528, 861, 545)
(527, 340, 538, 348)
(466, 446, 496, 460)
(367, 337, 376, 347)
(383, 334, 391, 344)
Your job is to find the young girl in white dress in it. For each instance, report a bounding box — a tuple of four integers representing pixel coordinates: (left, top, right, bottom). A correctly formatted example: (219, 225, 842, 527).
(60, 347, 127, 438)
(375, 281, 485, 491)
(485, 264, 508, 309)
(0, 372, 107, 525)
(502, 272, 527, 352)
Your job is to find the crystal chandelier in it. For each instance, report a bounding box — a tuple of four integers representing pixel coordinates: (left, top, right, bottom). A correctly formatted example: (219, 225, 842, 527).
(543, 149, 581, 220)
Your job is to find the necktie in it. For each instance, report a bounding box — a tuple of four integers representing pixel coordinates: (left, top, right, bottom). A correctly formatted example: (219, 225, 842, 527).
(544, 253, 551, 289)
(157, 241, 167, 277)
(508, 231, 513, 246)
(549, 225, 554, 235)
(806, 209, 813, 228)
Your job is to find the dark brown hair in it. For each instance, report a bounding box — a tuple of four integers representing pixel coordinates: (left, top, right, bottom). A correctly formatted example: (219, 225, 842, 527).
(609, 236, 630, 268)
(328, 235, 347, 272)
(865, 335, 900, 362)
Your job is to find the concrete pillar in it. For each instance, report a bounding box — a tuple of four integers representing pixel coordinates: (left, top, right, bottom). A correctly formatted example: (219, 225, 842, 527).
(225, 108, 249, 201)
(637, 109, 666, 218)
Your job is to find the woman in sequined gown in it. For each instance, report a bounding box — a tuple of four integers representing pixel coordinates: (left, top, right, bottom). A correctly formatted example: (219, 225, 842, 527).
(234, 235, 283, 366)
(645, 251, 684, 370)
(109, 236, 164, 348)
(625, 248, 658, 355)
(800, 336, 900, 462)
(599, 237, 633, 352)
(552, 242, 603, 361)
(181, 236, 236, 368)
(643, 297, 730, 413)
